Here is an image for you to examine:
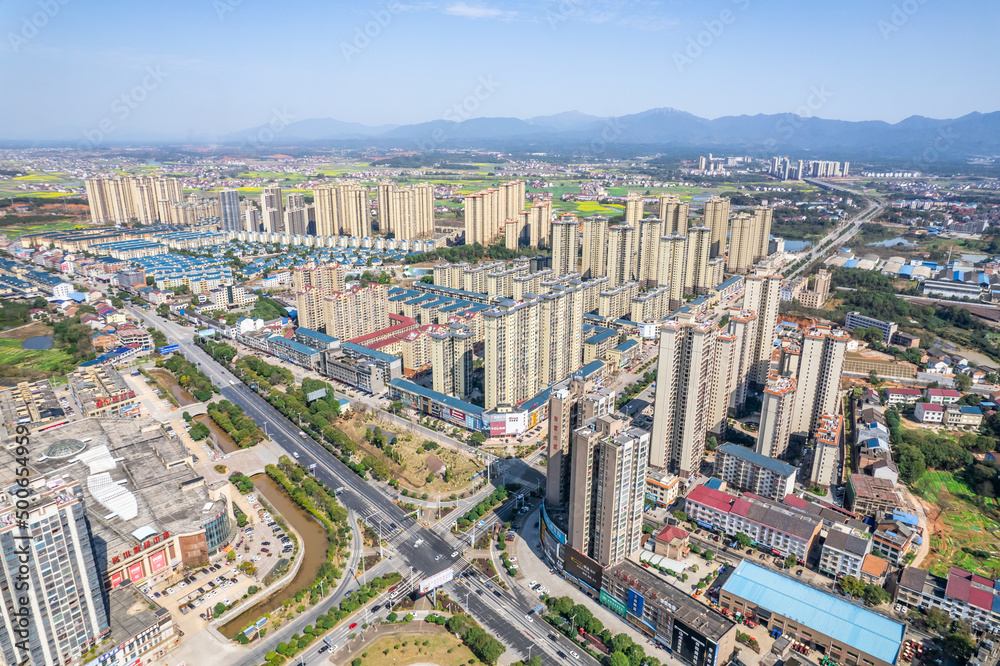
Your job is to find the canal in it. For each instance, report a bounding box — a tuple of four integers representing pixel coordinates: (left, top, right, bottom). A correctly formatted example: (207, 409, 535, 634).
(218, 473, 332, 638)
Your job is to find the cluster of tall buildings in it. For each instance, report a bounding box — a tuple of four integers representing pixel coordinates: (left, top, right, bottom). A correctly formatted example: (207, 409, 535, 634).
(769, 156, 850, 180)
(86, 175, 185, 225)
(313, 183, 369, 238)
(295, 280, 390, 341)
(463, 181, 529, 247)
(377, 182, 435, 241)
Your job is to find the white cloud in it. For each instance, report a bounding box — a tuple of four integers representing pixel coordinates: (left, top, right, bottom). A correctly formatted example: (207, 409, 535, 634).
(443, 2, 517, 19)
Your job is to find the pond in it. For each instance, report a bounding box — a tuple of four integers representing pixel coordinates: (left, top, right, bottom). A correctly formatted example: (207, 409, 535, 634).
(193, 414, 239, 454)
(868, 237, 916, 248)
(21, 335, 53, 350)
(218, 473, 333, 639)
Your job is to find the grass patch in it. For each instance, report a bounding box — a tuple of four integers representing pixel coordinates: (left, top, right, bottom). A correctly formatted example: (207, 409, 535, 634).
(357, 631, 474, 666)
(915, 470, 1000, 578)
(0, 337, 74, 374)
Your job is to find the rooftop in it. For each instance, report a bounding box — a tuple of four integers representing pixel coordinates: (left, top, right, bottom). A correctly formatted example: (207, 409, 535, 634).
(717, 443, 797, 477)
(723, 561, 905, 664)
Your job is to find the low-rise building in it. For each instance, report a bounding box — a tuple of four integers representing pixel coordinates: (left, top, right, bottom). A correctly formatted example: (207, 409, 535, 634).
(651, 525, 690, 559)
(914, 402, 943, 423)
(890, 566, 1000, 635)
(944, 405, 983, 429)
(0, 379, 67, 437)
(819, 526, 872, 579)
(925, 388, 961, 405)
(883, 388, 922, 405)
(720, 561, 906, 666)
(873, 519, 916, 566)
(602, 559, 738, 666)
(860, 554, 890, 586)
(846, 474, 904, 517)
(645, 468, 680, 507)
(713, 443, 797, 501)
(68, 364, 139, 417)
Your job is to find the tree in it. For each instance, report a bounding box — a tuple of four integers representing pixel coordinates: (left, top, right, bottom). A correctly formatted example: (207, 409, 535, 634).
(943, 631, 977, 664)
(923, 607, 952, 633)
(863, 583, 890, 607)
(703, 550, 714, 561)
(214, 602, 226, 615)
(839, 575, 865, 597)
(609, 652, 631, 666)
(735, 533, 752, 548)
(470, 432, 486, 445)
(868, 370, 884, 388)
(672, 510, 688, 523)
(954, 373, 973, 392)
(784, 554, 797, 569)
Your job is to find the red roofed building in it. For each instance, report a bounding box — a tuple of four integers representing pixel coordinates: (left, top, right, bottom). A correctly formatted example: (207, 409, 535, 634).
(892, 566, 1000, 634)
(925, 388, 961, 405)
(652, 525, 690, 559)
(684, 484, 822, 561)
(914, 402, 944, 423)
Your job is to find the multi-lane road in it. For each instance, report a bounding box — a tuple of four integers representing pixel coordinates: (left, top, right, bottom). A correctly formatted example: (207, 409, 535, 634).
(127, 305, 572, 665)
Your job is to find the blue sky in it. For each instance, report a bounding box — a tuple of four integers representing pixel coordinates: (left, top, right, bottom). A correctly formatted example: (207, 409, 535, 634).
(1, 0, 997, 140)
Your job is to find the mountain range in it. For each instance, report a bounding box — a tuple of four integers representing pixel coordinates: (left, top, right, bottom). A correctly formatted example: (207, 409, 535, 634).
(224, 108, 1000, 160)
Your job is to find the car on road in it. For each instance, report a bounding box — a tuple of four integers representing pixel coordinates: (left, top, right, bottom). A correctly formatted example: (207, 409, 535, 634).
(570, 651, 580, 659)
(349, 622, 357, 629)
(524, 614, 533, 622)
(451, 551, 459, 558)
(435, 554, 443, 561)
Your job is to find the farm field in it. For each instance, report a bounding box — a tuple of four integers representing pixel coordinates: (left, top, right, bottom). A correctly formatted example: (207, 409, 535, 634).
(914, 470, 1000, 578)
(0, 220, 82, 238)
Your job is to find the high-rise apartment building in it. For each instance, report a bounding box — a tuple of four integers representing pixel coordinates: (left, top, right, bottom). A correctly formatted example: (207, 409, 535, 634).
(550, 215, 579, 277)
(261, 185, 284, 233)
(465, 181, 525, 247)
(606, 225, 637, 287)
(219, 189, 241, 232)
(0, 479, 109, 665)
(725, 308, 759, 412)
(625, 192, 643, 271)
(811, 413, 843, 489)
(546, 377, 615, 506)
(314, 183, 371, 238)
(85, 175, 184, 225)
(581, 215, 608, 279)
(244, 206, 261, 232)
(684, 225, 713, 294)
(567, 415, 648, 567)
(788, 326, 849, 439)
(431, 324, 474, 399)
(377, 182, 435, 240)
(322, 284, 389, 340)
(649, 316, 717, 479)
(539, 285, 585, 386)
(484, 298, 541, 409)
(598, 282, 639, 320)
(656, 232, 688, 310)
(752, 206, 774, 262)
(726, 212, 755, 273)
(292, 263, 346, 293)
(637, 217, 663, 286)
(708, 331, 737, 437)
(295, 285, 328, 331)
(523, 200, 553, 249)
(285, 205, 308, 236)
(658, 194, 690, 234)
(756, 375, 797, 458)
(743, 273, 782, 388)
(703, 196, 731, 258)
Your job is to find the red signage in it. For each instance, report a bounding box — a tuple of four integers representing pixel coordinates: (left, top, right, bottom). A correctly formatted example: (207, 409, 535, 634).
(128, 562, 144, 582)
(110, 572, 123, 588)
(118, 532, 168, 561)
(149, 550, 166, 572)
(489, 420, 506, 437)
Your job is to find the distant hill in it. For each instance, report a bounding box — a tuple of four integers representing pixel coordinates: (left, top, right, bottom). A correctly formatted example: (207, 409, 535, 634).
(180, 108, 1000, 158)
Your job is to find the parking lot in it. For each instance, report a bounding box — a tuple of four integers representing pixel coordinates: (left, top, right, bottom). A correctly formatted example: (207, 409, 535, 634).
(145, 493, 298, 633)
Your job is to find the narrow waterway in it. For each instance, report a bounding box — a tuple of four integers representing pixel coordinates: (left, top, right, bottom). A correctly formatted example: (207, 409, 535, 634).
(193, 414, 239, 454)
(218, 473, 333, 638)
(149, 368, 198, 406)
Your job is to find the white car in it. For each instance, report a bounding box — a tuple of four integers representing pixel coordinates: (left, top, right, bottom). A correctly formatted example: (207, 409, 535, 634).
(525, 614, 533, 623)
(451, 551, 459, 558)
(509, 557, 517, 563)
(570, 651, 579, 659)
(529, 580, 537, 588)
(166, 587, 175, 595)
(178, 582, 187, 589)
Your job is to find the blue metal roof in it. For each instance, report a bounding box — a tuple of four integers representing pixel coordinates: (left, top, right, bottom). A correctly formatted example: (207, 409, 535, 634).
(704, 478, 724, 490)
(717, 443, 796, 476)
(722, 562, 904, 664)
(613, 339, 639, 353)
(585, 328, 618, 345)
(959, 405, 982, 415)
(519, 387, 551, 413)
(341, 341, 399, 364)
(715, 275, 744, 291)
(577, 360, 605, 378)
(844, 259, 859, 268)
(296, 327, 338, 345)
(898, 265, 913, 276)
(389, 378, 483, 416)
(979, 273, 990, 285)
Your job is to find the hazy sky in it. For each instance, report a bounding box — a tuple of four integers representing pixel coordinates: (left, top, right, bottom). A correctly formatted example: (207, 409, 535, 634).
(2, 0, 997, 140)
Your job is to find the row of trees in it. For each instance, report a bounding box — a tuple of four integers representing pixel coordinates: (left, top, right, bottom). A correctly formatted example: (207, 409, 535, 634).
(443, 613, 507, 666)
(208, 399, 265, 448)
(162, 354, 216, 402)
(456, 485, 508, 530)
(546, 596, 662, 666)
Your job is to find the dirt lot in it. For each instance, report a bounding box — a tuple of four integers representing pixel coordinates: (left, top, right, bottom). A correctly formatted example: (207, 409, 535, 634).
(0, 321, 52, 341)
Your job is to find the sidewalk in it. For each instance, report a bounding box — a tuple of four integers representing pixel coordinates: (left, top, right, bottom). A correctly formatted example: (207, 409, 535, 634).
(514, 508, 689, 666)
